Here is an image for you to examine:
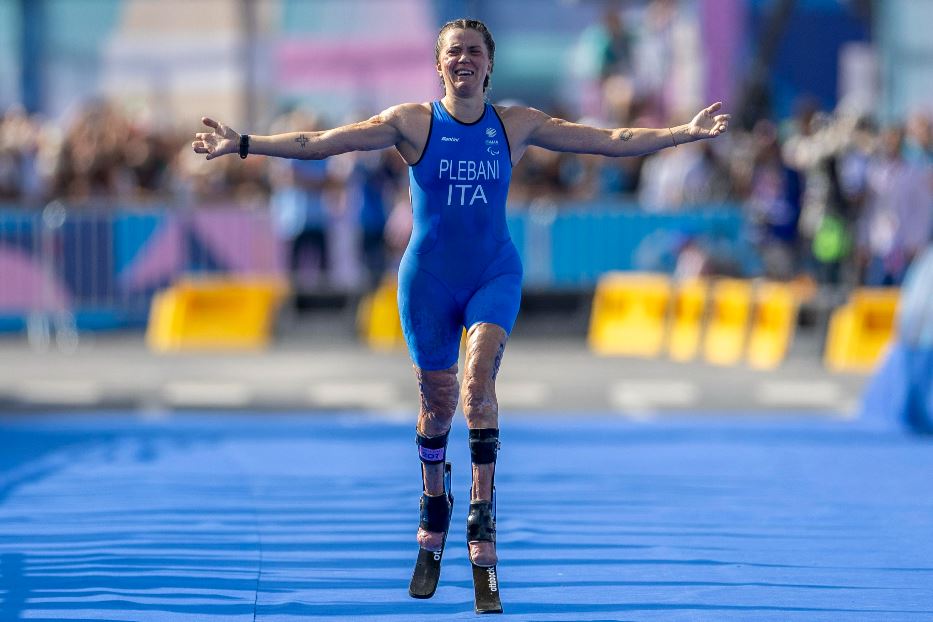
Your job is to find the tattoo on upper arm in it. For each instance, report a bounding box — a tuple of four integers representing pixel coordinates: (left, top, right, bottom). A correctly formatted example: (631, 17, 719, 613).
(295, 134, 309, 148)
(620, 129, 634, 141)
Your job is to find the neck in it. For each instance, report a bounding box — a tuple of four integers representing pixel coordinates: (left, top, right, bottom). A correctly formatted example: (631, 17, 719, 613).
(441, 92, 486, 123)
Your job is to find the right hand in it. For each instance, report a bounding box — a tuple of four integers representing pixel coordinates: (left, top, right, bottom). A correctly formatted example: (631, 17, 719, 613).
(685, 102, 730, 140)
(192, 117, 239, 160)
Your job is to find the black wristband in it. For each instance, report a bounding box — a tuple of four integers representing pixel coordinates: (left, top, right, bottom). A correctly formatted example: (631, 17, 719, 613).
(238, 134, 250, 159)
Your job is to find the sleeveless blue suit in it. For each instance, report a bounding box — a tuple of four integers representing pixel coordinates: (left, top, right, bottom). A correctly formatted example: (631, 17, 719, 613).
(398, 101, 522, 370)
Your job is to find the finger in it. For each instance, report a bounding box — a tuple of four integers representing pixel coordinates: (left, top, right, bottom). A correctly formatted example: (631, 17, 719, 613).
(705, 102, 722, 116)
(202, 117, 221, 131)
(714, 114, 730, 123)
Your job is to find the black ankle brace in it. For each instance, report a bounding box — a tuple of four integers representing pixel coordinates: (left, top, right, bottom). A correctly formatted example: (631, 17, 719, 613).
(420, 492, 452, 533)
(467, 499, 496, 543)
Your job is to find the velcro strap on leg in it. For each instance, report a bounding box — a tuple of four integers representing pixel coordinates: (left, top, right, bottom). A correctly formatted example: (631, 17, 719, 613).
(469, 428, 499, 465)
(416, 430, 449, 464)
(420, 493, 451, 533)
(466, 500, 496, 542)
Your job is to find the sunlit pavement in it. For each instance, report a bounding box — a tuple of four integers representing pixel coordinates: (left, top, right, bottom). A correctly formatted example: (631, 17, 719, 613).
(0, 325, 867, 416)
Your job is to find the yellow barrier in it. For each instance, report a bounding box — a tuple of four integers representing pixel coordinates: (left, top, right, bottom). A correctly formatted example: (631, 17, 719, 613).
(588, 272, 672, 357)
(146, 276, 288, 351)
(746, 281, 798, 370)
(667, 278, 708, 362)
(824, 287, 900, 373)
(702, 278, 753, 366)
(358, 277, 405, 350)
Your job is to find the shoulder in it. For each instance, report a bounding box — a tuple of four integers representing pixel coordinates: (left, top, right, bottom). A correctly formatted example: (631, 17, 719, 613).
(494, 104, 549, 126)
(381, 102, 433, 125)
(493, 105, 552, 145)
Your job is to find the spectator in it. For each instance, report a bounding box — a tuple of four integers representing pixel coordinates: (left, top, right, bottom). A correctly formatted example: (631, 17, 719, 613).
(573, 4, 636, 121)
(267, 109, 335, 290)
(0, 105, 59, 206)
(782, 103, 860, 285)
(857, 126, 933, 286)
(739, 119, 802, 280)
(637, 114, 730, 212)
(346, 149, 405, 290)
(903, 109, 932, 165)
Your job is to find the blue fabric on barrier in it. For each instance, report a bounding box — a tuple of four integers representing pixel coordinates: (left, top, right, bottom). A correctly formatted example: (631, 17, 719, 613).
(2, 413, 933, 621)
(861, 246, 933, 433)
(898, 246, 933, 348)
(860, 342, 933, 433)
(902, 345, 933, 433)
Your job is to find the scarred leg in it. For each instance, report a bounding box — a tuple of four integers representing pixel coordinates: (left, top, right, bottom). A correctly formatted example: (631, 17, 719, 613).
(414, 364, 458, 551)
(409, 363, 459, 599)
(461, 322, 507, 567)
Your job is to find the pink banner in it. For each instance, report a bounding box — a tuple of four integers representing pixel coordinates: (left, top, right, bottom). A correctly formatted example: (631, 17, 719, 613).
(0, 247, 71, 312)
(275, 39, 438, 103)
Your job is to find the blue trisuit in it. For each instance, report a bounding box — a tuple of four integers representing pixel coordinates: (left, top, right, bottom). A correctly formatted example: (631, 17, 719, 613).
(398, 101, 522, 370)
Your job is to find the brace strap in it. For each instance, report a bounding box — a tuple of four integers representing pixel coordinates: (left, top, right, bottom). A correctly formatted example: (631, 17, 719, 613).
(469, 428, 499, 465)
(416, 430, 449, 465)
(466, 500, 496, 542)
(420, 493, 451, 533)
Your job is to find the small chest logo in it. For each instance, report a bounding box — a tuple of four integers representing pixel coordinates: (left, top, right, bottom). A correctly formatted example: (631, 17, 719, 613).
(441, 136, 459, 142)
(485, 127, 497, 138)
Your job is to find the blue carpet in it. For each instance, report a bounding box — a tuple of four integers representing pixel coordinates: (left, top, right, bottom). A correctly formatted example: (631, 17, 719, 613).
(1, 413, 932, 621)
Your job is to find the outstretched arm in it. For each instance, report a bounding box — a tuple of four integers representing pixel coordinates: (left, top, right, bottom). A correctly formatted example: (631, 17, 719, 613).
(525, 102, 730, 157)
(192, 106, 410, 161)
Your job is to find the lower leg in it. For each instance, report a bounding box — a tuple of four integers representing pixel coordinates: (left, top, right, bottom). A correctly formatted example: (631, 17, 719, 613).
(467, 429, 499, 566)
(414, 364, 458, 551)
(461, 323, 507, 566)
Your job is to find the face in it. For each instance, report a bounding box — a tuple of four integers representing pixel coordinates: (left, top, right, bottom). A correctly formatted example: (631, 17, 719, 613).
(437, 28, 491, 96)
(879, 127, 904, 159)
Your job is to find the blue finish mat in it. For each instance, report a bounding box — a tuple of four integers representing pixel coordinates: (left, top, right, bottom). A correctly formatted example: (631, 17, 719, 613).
(1, 413, 932, 621)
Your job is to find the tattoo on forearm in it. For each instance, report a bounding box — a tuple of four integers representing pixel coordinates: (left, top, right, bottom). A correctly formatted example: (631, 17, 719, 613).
(295, 134, 309, 148)
(620, 129, 633, 141)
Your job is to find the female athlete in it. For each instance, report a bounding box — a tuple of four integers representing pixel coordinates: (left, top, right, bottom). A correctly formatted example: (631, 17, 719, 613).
(193, 18, 729, 611)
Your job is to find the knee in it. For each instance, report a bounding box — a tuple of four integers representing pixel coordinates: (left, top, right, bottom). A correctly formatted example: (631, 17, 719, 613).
(461, 323, 506, 427)
(461, 373, 497, 427)
(416, 364, 459, 435)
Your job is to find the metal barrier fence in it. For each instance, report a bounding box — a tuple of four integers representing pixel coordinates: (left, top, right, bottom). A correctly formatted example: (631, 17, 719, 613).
(0, 203, 752, 340)
(512, 201, 751, 288)
(0, 205, 283, 345)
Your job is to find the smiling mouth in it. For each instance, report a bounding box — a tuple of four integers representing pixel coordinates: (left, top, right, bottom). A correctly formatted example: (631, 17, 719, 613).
(454, 69, 475, 77)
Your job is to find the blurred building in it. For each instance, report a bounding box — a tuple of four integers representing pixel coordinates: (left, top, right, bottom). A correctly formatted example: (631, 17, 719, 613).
(0, 0, 929, 332)
(0, 0, 925, 127)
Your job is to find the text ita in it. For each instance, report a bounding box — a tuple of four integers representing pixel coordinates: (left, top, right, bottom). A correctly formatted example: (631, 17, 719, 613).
(439, 159, 499, 206)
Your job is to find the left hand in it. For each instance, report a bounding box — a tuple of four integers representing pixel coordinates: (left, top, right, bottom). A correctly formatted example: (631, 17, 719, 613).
(686, 102, 730, 140)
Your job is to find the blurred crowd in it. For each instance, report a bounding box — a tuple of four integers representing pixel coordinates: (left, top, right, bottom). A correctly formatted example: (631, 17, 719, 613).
(1, 97, 929, 292)
(0, 3, 930, 293)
